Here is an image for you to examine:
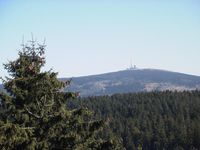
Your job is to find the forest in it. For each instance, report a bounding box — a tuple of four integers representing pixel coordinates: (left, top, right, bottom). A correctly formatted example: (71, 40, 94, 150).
(69, 91, 200, 150)
(1, 40, 200, 150)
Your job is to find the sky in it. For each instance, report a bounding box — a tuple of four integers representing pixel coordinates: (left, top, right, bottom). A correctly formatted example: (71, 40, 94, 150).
(0, 0, 200, 80)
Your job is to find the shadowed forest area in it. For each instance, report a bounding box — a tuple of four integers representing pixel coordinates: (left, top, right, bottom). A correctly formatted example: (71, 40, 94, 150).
(69, 91, 200, 150)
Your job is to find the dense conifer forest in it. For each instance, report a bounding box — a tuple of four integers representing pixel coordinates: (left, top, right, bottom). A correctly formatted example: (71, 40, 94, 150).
(69, 91, 200, 150)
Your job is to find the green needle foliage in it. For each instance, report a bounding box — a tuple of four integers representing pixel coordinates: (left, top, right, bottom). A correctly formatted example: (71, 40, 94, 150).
(0, 40, 121, 150)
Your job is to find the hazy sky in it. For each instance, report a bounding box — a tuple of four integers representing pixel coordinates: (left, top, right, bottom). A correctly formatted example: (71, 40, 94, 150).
(0, 0, 200, 79)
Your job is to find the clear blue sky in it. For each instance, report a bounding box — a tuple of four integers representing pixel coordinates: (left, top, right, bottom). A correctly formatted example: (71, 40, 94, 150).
(0, 0, 200, 79)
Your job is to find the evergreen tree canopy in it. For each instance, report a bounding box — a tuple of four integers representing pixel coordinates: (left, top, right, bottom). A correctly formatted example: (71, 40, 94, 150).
(73, 91, 200, 150)
(0, 40, 121, 150)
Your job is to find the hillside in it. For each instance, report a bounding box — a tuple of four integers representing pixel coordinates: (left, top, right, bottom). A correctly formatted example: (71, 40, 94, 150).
(1, 69, 200, 96)
(61, 69, 200, 96)
(69, 91, 200, 150)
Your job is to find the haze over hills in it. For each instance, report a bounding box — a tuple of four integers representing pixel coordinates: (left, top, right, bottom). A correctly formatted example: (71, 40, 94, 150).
(60, 68, 200, 96)
(1, 68, 200, 96)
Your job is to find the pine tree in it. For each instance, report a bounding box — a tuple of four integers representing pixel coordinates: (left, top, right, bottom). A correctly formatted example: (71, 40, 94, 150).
(0, 40, 121, 149)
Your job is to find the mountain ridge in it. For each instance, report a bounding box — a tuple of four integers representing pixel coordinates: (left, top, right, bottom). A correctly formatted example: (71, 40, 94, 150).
(61, 69, 200, 96)
(1, 69, 200, 96)
(63, 68, 200, 79)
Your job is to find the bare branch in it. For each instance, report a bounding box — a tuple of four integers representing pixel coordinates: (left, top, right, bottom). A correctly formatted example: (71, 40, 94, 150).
(25, 107, 42, 119)
(20, 127, 35, 130)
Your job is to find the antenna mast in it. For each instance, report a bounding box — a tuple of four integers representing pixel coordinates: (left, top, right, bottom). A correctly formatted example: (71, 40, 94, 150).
(130, 58, 133, 69)
(128, 58, 137, 70)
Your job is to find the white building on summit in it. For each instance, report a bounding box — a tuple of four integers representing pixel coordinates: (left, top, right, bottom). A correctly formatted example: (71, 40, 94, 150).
(127, 59, 137, 70)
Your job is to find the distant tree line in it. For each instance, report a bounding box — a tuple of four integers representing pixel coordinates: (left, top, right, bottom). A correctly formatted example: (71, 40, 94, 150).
(69, 91, 200, 150)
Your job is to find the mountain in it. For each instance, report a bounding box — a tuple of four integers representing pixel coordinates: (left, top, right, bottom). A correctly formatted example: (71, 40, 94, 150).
(1, 69, 200, 96)
(61, 69, 200, 96)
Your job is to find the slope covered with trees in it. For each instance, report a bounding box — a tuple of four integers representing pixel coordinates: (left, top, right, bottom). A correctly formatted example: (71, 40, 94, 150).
(70, 91, 200, 150)
(0, 40, 122, 149)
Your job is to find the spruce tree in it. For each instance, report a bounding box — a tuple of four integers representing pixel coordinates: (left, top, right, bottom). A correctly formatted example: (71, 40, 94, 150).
(0, 40, 121, 149)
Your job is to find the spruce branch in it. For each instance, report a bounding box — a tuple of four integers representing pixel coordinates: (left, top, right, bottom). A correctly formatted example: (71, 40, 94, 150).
(25, 106, 42, 119)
